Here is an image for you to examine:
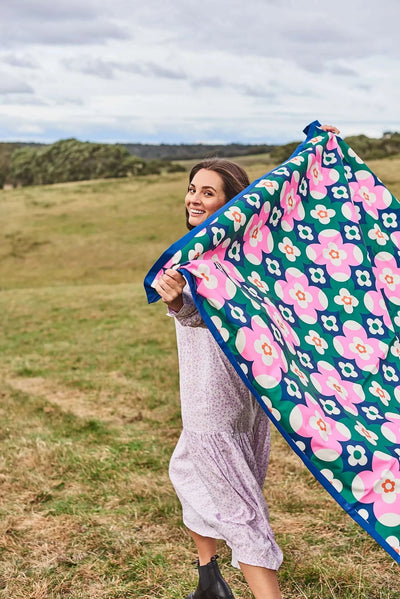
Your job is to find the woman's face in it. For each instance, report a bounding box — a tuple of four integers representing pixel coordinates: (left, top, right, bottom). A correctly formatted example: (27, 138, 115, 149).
(185, 168, 226, 227)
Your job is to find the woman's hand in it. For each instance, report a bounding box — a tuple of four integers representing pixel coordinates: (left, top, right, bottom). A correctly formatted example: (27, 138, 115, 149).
(155, 269, 186, 312)
(320, 124, 340, 134)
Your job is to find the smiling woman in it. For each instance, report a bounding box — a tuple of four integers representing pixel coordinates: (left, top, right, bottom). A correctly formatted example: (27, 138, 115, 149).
(185, 159, 250, 231)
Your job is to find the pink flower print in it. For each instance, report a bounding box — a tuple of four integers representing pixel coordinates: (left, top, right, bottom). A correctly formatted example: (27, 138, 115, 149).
(363, 290, 393, 330)
(225, 205, 246, 231)
(368, 223, 389, 246)
(333, 321, 388, 372)
(382, 412, 400, 444)
(280, 173, 305, 231)
(185, 261, 236, 310)
(255, 178, 279, 195)
(242, 214, 272, 266)
(350, 174, 392, 219)
(289, 392, 351, 462)
(274, 267, 328, 324)
(311, 362, 364, 415)
(372, 254, 400, 303)
(352, 453, 400, 526)
(307, 230, 363, 281)
(235, 315, 287, 389)
(247, 271, 269, 294)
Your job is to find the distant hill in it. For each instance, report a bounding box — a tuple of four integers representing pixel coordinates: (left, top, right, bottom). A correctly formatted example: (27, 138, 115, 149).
(121, 142, 275, 160)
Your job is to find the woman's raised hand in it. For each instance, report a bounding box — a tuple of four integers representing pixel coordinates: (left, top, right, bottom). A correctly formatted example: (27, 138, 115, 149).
(320, 124, 340, 134)
(155, 268, 186, 312)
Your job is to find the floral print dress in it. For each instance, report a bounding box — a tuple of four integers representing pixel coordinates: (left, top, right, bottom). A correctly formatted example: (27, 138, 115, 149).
(168, 286, 283, 570)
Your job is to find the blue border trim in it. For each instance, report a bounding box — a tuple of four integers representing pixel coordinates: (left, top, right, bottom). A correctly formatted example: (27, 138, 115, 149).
(182, 269, 400, 566)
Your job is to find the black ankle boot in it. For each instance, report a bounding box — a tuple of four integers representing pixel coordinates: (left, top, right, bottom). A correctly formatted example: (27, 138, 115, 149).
(186, 555, 235, 599)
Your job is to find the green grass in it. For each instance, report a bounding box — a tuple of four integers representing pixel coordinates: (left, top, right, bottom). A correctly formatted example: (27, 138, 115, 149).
(0, 158, 400, 597)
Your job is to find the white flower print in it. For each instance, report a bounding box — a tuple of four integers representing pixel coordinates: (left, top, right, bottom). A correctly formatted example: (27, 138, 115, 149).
(265, 258, 281, 276)
(309, 267, 326, 285)
(355, 269, 372, 287)
(310, 204, 336, 225)
(344, 165, 353, 180)
(383, 365, 399, 383)
(284, 377, 302, 398)
(369, 381, 390, 406)
(297, 224, 314, 240)
(382, 212, 397, 228)
(368, 223, 389, 246)
(248, 272, 269, 294)
(243, 192, 261, 208)
(354, 421, 378, 445)
(321, 468, 343, 492)
(228, 240, 241, 262)
(323, 152, 337, 166)
(269, 206, 282, 227)
(305, 330, 328, 354)
(225, 206, 246, 231)
(321, 315, 339, 332)
(256, 179, 279, 195)
(211, 227, 225, 246)
(228, 303, 247, 323)
(299, 179, 308, 196)
(332, 185, 349, 199)
(297, 351, 313, 369)
(274, 167, 290, 176)
(210, 315, 229, 342)
(279, 305, 295, 323)
(278, 237, 301, 262)
(320, 399, 340, 416)
(338, 361, 358, 378)
(188, 243, 204, 260)
(344, 225, 361, 241)
(361, 406, 383, 421)
(347, 444, 368, 466)
(367, 317, 384, 336)
(290, 361, 309, 386)
(334, 288, 359, 314)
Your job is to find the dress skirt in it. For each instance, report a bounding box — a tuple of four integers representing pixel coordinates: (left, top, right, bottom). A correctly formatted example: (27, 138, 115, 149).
(168, 289, 283, 570)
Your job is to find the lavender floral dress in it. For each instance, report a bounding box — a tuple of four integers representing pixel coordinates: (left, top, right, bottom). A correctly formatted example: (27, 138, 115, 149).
(168, 286, 283, 569)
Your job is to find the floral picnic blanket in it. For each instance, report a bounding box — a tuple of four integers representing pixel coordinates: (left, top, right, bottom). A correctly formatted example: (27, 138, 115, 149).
(144, 121, 400, 564)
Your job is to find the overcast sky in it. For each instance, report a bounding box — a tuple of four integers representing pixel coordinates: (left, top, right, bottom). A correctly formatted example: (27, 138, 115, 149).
(0, 0, 398, 144)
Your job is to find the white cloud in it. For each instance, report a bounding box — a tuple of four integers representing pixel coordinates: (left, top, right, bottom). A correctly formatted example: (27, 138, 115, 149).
(0, 0, 398, 143)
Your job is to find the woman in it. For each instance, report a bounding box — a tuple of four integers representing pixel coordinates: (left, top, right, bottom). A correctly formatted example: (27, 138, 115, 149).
(155, 126, 339, 599)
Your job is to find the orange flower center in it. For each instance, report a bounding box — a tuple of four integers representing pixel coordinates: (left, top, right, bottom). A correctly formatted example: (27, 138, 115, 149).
(285, 244, 294, 254)
(262, 342, 273, 357)
(385, 274, 394, 285)
(312, 336, 322, 347)
(356, 343, 367, 354)
(296, 289, 306, 302)
(382, 479, 395, 494)
(317, 418, 327, 432)
(318, 209, 328, 219)
(251, 227, 259, 239)
(329, 249, 340, 260)
(341, 295, 352, 305)
(233, 211, 242, 222)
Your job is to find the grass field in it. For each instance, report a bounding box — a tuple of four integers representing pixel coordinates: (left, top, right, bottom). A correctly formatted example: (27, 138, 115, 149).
(1, 156, 400, 598)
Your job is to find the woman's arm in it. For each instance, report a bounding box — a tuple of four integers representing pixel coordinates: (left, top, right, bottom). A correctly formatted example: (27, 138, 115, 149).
(155, 269, 206, 327)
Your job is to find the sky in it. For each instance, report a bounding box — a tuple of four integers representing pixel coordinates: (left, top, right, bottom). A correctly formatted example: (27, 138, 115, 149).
(0, 0, 399, 145)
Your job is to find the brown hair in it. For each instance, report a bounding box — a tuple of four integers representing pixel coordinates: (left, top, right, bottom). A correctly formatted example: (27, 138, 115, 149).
(186, 158, 250, 230)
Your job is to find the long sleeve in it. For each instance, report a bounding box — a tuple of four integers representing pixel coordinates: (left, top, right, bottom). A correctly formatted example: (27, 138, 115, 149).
(167, 286, 207, 328)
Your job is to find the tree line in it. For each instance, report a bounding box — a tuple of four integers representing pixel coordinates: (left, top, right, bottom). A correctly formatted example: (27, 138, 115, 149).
(0, 139, 185, 188)
(270, 131, 400, 163)
(1, 132, 399, 188)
